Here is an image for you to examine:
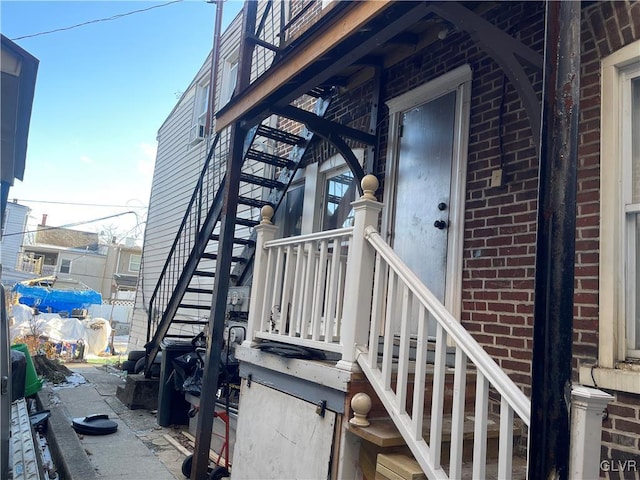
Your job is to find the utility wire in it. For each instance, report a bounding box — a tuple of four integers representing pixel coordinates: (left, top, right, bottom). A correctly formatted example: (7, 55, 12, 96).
(12, 199, 148, 209)
(11, 0, 185, 41)
(3, 211, 139, 237)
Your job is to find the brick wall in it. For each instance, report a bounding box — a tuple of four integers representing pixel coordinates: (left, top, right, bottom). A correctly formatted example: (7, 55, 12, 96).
(306, 0, 639, 470)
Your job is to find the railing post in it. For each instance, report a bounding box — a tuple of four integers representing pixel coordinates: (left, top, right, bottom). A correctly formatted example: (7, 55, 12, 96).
(337, 175, 382, 371)
(243, 205, 278, 347)
(569, 385, 613, 480)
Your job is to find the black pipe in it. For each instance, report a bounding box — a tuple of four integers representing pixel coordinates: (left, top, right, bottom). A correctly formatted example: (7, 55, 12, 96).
(529, 1, 581, 479)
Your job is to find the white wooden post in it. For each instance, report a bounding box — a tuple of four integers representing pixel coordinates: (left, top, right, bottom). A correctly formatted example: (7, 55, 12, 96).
(569, 385, 613, 480)
(243, 205, 277, 347)
(336, 175, 382, 371)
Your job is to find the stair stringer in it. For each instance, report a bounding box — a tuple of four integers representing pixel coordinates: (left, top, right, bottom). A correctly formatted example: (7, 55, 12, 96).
(144, 92, 336, 374)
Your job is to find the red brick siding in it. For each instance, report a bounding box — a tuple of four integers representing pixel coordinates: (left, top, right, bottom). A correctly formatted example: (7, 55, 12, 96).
(293, 0, 640, 466)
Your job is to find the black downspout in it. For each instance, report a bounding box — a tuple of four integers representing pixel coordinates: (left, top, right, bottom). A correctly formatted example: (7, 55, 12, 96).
(529, 1, 581, 479)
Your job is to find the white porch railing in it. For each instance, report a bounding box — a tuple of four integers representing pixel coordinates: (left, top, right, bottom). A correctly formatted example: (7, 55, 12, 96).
(245, 175, 610, 479)
(358, 223, 530, 479)
(246, 207, 352, 354)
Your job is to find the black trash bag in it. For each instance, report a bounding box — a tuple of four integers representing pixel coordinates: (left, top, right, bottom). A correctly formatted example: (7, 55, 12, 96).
(181, 365, 203, 396)
(171, 351, 200, 392)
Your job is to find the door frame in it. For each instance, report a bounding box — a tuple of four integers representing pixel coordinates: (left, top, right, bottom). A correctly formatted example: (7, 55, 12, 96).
(382, 64, 472, 321)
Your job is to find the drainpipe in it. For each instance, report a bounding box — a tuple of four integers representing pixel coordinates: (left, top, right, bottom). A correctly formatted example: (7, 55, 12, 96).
(205, 0, 223, 142)
(529, 1, 581, 479)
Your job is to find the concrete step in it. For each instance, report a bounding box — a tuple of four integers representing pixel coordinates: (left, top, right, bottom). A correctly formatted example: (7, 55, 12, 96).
(115, 373, 159, 410)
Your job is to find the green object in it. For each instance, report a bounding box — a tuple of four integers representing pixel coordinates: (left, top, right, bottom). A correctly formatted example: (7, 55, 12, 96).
(10, 343, 43, 396)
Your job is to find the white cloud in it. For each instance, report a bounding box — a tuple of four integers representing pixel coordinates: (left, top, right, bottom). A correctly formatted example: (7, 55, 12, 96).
(80, 155, 93, 164)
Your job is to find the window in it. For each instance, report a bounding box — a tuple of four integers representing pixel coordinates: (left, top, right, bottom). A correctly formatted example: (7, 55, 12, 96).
(280, 183, 305, 237)
(60, 258, 71, 274)
(189, 79, 209, 145)
(129, 254, 141, 273)
(220, 53, 238, 106)
(321, 169, 356, 230)
(579, 40, 640, 394)
(625, 69, 640, 356)
(1, 209, 8, 238)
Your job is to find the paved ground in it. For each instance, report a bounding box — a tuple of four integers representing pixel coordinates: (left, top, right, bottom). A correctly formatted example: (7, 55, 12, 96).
(37, 362, 193, 480)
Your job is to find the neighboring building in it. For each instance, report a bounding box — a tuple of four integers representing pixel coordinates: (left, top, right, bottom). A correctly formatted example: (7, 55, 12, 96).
(0, 33, 38, 480)
(135, 2, 640, 479)
(11, 225, 141, 306)
(129, 9, 243, 349)
(33, 216, 100, 250)
(0, 34, 38, 223)
(0, 201, 33, 286)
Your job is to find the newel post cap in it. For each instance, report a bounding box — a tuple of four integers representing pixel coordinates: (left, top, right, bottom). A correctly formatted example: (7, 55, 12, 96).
(260, 205, 274, 225)
(360, 174, 379, 201)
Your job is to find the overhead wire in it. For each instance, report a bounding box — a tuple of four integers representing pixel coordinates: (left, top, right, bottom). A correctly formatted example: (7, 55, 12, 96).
(11, 199, 148, 209)
(11, 0, 185, 41)
(2, 211, 140, 237)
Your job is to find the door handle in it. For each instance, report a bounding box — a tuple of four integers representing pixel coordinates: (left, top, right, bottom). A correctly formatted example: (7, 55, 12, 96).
(434, 220, 447, 230)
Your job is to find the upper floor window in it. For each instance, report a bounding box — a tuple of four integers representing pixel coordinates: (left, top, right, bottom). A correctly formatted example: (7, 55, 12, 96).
(220, 52, 239, 106)
(129, 254, 141, 273)
(189, 79, 210, 145)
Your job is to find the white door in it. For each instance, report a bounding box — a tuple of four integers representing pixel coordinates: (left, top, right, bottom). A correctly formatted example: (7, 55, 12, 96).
(385, 66, 472, 335)
(393, 91, 456, 304)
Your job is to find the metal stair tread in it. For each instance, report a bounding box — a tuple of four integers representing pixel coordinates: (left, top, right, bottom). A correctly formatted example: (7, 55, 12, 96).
(256, 124, 305, 145)
(245, 149, 294, 169)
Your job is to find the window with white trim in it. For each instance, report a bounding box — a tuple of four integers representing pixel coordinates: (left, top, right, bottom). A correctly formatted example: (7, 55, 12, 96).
(189, 79, 209, 145)
(625, 65, 640, 357)
(220, 52, 239, 106)
(580, 39, 640, 394)
(60, 258, 71, 274)
(321, 168, 356, 231)
(129, 254, 141, 273)
(1, 209, 8, 238)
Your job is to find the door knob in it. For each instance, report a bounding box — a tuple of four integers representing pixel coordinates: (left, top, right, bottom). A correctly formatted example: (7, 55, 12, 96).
(434, 220, 447, 230)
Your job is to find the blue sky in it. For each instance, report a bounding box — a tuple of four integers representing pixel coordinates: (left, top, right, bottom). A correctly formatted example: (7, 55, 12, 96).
(2, 0, 242, 244)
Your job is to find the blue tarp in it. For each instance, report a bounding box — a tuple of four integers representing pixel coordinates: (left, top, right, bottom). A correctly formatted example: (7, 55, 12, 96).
(12, 284, 102, 313)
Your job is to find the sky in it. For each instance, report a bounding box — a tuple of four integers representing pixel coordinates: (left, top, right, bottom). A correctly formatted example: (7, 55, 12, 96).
(2, 0, 243, 245)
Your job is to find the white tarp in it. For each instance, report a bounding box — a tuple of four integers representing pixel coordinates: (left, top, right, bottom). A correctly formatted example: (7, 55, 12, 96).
(9, 304, 112, 356)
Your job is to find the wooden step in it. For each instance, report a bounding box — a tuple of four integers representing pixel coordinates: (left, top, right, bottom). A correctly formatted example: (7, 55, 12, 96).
(347, 413, 515, 449)
(370, 452, 528, 480)
(347, 367, 477, 421)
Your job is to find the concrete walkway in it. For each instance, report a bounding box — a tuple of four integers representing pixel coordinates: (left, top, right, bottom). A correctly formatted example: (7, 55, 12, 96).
(36, 363, 190, 480)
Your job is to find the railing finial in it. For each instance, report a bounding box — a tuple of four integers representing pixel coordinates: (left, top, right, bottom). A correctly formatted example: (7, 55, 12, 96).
(349, 392, 372, 427)
(260, 205, 274, 225)
(360, 174, 379, 201)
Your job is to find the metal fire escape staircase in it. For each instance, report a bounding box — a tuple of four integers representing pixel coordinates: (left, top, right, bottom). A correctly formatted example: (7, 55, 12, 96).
(143, 90, 335, 376)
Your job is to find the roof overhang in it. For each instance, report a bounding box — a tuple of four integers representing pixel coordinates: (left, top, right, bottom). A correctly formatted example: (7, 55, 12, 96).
(1, 34, 39, 187)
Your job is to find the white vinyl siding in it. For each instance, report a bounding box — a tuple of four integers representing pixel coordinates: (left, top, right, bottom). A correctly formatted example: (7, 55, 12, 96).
(0, 202, 30, 276)
(129, 14, 243, 349)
